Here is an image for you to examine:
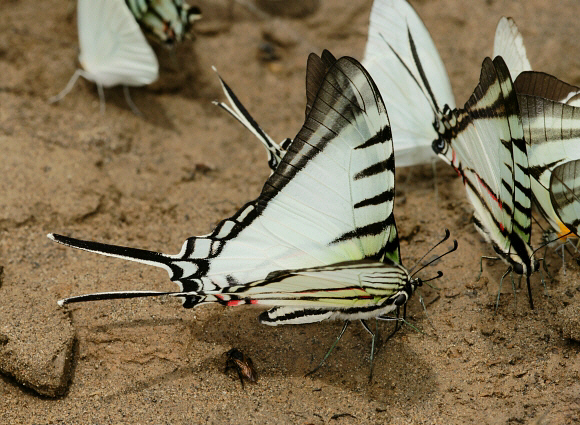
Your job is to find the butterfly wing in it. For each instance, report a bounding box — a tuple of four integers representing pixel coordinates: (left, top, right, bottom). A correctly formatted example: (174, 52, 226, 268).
(515, 71, 580, 107)
(434, 57, 534, 274)
(518, 90, 580, 236)
(214, 50, 337, 172)
(212, 69, 285, 171)
(550, 160, 580, 236)
(362, 0, 455, 167)
(492, 17, 531, 79)
(78, 0, 159, 87)
(50, 55, 400, 307)
(58, 260, 415, 325)
(125, 0, 201, 44)
(208, 261, 413, 325)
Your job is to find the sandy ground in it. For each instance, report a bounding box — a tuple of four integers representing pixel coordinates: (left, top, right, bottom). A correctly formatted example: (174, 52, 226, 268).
(1, 0, 580, 423)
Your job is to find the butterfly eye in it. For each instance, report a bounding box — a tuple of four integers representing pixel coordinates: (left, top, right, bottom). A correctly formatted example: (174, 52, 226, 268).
(432, 138, 446, 154)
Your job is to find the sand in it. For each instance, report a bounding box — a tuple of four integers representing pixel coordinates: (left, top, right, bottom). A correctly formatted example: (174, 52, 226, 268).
(1, 0, 579, 423)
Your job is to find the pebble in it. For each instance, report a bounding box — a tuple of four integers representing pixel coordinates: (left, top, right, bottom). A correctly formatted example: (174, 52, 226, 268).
(0, 286, 75, 397)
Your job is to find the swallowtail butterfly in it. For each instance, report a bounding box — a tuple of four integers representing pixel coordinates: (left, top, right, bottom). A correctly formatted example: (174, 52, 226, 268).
(432, 56, 539, 309)
(50, 54, 447, 333)
(517, 78, 580, 240)
(361, 0, 456, 167)
(493, 16, 580, 241)
(125, 0, 201, 45)
(49, 0, 159, 113)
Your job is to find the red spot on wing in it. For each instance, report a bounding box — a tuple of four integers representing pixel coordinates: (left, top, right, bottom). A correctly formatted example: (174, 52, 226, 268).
(476, 174, 501, 209)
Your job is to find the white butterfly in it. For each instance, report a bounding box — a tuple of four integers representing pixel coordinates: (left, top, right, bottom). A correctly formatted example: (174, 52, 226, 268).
(49, 0, 159, 113)
(361, 0, 456, 167)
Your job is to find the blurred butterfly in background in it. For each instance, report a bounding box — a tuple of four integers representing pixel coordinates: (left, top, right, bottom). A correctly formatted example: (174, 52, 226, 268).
(125, 0, 201, 45)
(49, 0, 159, 114)
(49, 53, 456, 375)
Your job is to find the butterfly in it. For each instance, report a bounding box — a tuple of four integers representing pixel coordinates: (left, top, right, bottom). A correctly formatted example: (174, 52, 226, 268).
(125, 0, 201, 45)
(361, 0, 456, 167)
(49, 0, 159, 114)
(432, 56, 540, 309)
(50, 53, 456, 372)
(493, 16, 580, 242)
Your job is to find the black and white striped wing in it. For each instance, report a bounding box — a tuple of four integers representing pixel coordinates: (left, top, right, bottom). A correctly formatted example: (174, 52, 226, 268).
(202, 261, 414, 325)
(433, 57, 534, 274)
(518, 89, 580, 236)
(213, 51, 337, 172)
(550, 160, 580, 236)
(125, 0, 201, 44)
(50, 56, 400, 308)
(492, 17, 531, 79)
(516, 71, 580, 107)
(362, 0, 455, 167)
(212, 68, 285, 171)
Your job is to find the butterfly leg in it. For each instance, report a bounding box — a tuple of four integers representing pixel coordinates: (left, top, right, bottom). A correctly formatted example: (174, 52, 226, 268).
(495, 266, 513, 313)
(123, 86, 143, 117)
(305, 321, 350, 377)
(48, 69, 85, 104)
(477, 256, 500, 281)
(419, 292, 437, 331)
(359, 319, 378, 382)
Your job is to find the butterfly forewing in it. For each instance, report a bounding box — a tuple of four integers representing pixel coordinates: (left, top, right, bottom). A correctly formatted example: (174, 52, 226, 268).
(437, 57, 534, 272)
(518, 90, 580, 236)
(515, 71, 580, 106)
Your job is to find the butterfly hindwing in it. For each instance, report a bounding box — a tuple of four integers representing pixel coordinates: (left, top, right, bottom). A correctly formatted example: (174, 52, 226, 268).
(550, 159, 580, 235)
(198, 261, 414, 325)
(125, 0, 201, 45)
(78, 0, 159, 87)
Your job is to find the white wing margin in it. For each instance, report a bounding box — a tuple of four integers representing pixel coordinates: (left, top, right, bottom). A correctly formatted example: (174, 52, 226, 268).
(493, 17, 531, 79)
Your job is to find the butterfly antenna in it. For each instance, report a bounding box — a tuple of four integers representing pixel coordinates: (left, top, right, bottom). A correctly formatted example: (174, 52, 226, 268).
(409, 229, 452, 275)
(411, 237, 458, 278)
(532, 230, 574, 256)
(420, 270, 444, 285)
